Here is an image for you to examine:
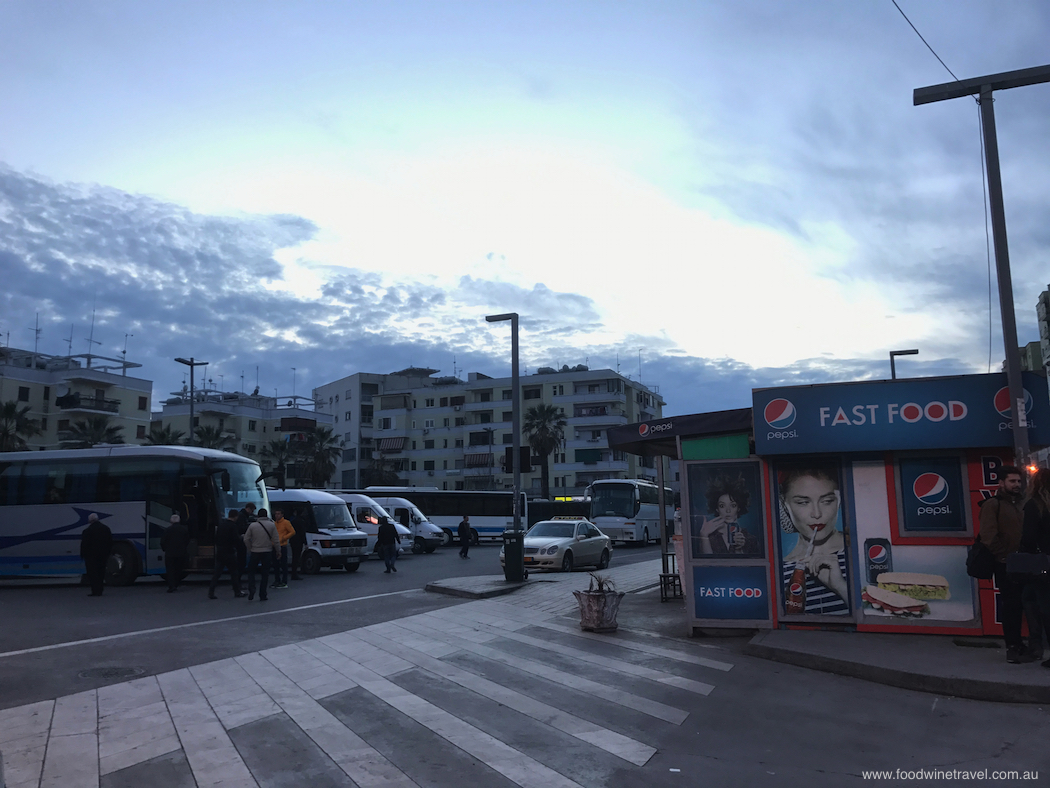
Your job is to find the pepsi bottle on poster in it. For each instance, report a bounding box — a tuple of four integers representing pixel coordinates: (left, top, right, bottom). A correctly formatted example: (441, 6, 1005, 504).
(865, 538, 893, 584)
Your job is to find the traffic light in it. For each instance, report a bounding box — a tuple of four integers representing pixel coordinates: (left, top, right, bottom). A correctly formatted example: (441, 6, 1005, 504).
(504, 446, 532, 473)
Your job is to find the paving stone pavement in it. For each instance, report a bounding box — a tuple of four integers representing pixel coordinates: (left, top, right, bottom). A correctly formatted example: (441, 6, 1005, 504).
(0, 560, 733, 788)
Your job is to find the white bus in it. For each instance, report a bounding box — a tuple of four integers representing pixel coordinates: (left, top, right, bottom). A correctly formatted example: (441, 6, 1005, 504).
(586, 479, 673, 545)
(265, 488, 369, 573)
(0, 446, 268, 584)
(364, 487, 528, 544)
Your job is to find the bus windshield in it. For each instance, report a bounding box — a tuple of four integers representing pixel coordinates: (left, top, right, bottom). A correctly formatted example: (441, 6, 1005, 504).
(314, 504, 356, 530)
(589, 485, 637, 519)
(212, 460, 267, 515)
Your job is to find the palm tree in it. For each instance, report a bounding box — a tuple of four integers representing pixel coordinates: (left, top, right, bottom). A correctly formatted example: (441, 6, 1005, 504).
(260, 439, 294, 488)
(0, 400, 41, 451)
(523, 403, 567, 500)
(143, 423, 186, 446)
(301, 426, 342, 487)
(193, 425, 235, 451)
(60, 415, 124, 449)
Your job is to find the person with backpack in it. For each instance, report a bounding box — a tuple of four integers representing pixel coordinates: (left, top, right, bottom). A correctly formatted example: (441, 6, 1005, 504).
(244, 508, 280, 601)
(1021, 468, 1050, 668)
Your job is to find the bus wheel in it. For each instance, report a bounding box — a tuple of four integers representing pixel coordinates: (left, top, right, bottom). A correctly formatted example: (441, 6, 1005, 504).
(301, 550, 322, 575)
(442, 529, 454, 546)
(344, 561, 360, 572)
(643, 527, 650, 546)
(106, 543, 140, 586)
(470, 529, 479, 546)
(412, 537, 426, 555)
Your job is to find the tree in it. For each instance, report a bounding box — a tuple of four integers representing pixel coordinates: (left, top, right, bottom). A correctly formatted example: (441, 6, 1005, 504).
(143, 423, 186, 446)
(60, 415, 124, 449)
(193, 425, 236, 451)
(301, 426, 342, 487)
(0, 400, 41, 451)
(260, 439, 294, 489)
(523, 403, 567, 500)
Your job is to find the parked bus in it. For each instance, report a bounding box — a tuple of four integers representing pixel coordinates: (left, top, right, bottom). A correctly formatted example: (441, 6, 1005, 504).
(364, 487, 528, 544)
(0, 446, 268, 584)
(586, 479, 673, 545)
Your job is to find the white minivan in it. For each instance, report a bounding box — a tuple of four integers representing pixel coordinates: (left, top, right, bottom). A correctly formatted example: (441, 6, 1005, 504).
(266, 488, 369, 573)
(357, 496, 443, 554)
(330, 493, 412, 556)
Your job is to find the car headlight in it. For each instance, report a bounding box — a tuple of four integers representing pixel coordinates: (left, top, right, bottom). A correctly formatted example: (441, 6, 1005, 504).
(544, 545, 559, 555)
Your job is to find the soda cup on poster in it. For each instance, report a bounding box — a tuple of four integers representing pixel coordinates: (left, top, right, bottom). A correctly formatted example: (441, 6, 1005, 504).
(864, 538, 893, 584)
(785, 564, 806, 614)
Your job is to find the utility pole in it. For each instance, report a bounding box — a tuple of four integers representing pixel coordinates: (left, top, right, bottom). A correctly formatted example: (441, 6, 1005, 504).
(915, 64, 1050, 468)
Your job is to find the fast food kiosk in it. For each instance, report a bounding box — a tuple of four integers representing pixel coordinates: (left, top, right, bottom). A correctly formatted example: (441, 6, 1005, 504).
(609, 372, 1050, 637)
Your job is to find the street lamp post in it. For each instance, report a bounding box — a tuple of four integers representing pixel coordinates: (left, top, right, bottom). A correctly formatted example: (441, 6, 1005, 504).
(486, 313, 521, 530)
(889, 349, 919, 380)
(175, 357, 208, 446)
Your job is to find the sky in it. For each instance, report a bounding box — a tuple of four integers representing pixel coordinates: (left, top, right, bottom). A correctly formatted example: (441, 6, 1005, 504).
(1, 1, 1048, 416)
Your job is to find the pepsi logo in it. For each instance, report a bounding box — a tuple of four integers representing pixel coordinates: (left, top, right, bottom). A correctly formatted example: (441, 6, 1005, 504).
(994, 386, 1033, 419)
(764, 399, 796, 429)
(789, 582, 804, 596)
(913, 473, 949, 505)
(638, 424, 649, 436)
(867, 544, 889, 565)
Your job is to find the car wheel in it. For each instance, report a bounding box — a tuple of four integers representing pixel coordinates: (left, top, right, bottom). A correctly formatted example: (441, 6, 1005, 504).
(470, 529, 479, 546)
(442, 529, 454, 546)
(597, 548, 610, 570)
(344, 561, 360, 572)
(412, 537, 426, 555)
(561, 551, 574, 573)
(424, 544, 437, 554)
(105, 542, 140, 586)
(300, 550, 322, 575)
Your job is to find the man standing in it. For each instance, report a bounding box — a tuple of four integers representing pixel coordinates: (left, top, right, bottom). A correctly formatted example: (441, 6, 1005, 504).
(160, 514, 190, 593)
(980, 465, 1035, 663)
(289, 510, 307, 580)
(272, 509, 295, 589)
(209, 509, 245, 599)
(458, 515, 471, 559)
(80, 513, 112, 597)
(244, 508, 280, 601)
(377, 516, 400, 573)
(235, 502, 257, 570)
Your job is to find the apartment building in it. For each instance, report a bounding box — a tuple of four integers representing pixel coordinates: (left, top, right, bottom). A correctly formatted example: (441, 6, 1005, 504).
(313, 365, 665, 496)
(0, 346, 152, 448)
(156, 388, 333, 485)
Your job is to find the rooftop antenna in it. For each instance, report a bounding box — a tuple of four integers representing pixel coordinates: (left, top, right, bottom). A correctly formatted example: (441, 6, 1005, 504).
(292, 367, 297, 398)
(121, 333, 133, 376)
(65, 324, 75, 357)
(616, 352, 620, 373)
(84, 309, 102, 368)
(240, 371, 245, 392)
(638, 348, 642, 382)
(219, 374, 224, 393)
(28, 313, 41, 368)
(256, 365, 259, 390)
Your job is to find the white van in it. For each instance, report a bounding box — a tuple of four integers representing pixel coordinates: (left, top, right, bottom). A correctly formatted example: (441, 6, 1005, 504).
(350, 495, 443, 554)
(266, 488, 369, 573)
(330, 493, 412, 556)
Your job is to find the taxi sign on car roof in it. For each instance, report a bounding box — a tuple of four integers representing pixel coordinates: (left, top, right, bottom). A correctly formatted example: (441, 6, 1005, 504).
(550, 516, 589, 521)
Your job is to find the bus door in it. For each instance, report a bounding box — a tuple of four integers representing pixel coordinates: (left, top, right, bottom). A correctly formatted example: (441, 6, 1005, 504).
(180, 475, 217, 571)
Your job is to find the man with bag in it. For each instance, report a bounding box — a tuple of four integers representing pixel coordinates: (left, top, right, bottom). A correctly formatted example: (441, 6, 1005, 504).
(244, 508, 280, 601)
(979, 466, 1035, 663)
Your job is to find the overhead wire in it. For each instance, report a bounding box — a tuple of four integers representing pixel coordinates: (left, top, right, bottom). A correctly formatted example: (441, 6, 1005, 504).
(890, 0, 996, 372)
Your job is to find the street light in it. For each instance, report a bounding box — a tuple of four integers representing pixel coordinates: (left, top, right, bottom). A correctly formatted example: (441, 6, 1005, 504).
(486, 312, 521, 527)
(889, 349, 919, 380)
(175, 357, 208, 446)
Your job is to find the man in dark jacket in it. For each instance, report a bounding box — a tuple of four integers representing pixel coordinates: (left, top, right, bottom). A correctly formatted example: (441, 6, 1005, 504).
(377, 516, 400, 573)
(209, 509, 245, 599)
(458, 515, 471, 559)
(979, 465, 1033, 663)
(290, 511, 307, 580)
(235, 502, 256, 570)
(161, 514, 190, 593)
(80, 513, 113, 596)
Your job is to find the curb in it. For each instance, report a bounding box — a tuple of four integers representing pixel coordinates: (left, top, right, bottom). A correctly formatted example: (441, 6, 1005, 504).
(424, 581, 528, 600)
(745, 631, 1050, 705)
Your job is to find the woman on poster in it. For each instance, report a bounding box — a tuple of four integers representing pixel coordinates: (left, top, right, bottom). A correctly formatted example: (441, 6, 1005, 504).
(695, 473, 760, 556)
(780, 466, 850, 615)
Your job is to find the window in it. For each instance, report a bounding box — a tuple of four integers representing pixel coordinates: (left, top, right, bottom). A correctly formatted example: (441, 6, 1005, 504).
(588, 384, 599, 393)
(455, 481, 464, 490)
(455, 439, 464, 448)
(136, 425, 146, 439)
(469, 431, 491, 446)
(477, 413, 491, 424)
(218, 419, 224, 431)
(440, 397, 449, 407)
(334, 416, 338, 423)
(502, 411, 512, 422)
(478, 392, 491, 402)
(17, 387, 29, 402)
(592, 430, 602, 440)
(450, 396, 465, 406)
(40, 417, 47, 430)
(344, 411, 352, 421)
(424, 440, 434, 449)
(411, 461, 417, 471)
(502, 389, 513, 400)
(193, 417, 199, 427)
(412, 441, 417, 450)
(43, 386, 50, 402)
(335, 394, 339, 403)
(343, 432, 352, 443)
(523, 387, 541, 400)
(554, 384, 564, 395)
(343, 447, 357, 461)
(425, 398, 435, 407)
(361, 406, 373, 424)
(443, 439, 448, 448)
(443, 482, 448, 490)
(424, 419, 434, 428)
(346, 389, 353, 399)
(138, 396, 148, 411)
(248, 420, 257, 431)
(455, 459, 465, 469)
(58, 419, 70, 431)
(443, 418, 450, 427)
(443, 460, 448, 469)
(378, 417, 391, 430)
(455, 417, 465, 426)
(423, 460, 435, 471)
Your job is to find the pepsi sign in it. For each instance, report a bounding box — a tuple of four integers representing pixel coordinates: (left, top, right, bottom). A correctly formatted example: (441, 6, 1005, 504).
(899, 458, 966, 531)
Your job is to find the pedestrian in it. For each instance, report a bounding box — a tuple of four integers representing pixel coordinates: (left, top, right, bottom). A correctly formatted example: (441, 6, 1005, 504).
(458, 514, 471, 558)
(1020, 467, 1050, 668)
(272, 508, 295, 589)
(290, 510, 307, 580)
(377, 516, 400, 573)
(979, 465, 1034, 663)
(244, 507, 280, 601)
(160, 514, 190, 593)
(80, 513, 112, 596)
(209, 509, 246, 599)
(235, 502, 257, 570)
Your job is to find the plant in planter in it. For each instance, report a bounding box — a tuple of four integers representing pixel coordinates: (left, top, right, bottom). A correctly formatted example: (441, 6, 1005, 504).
(573, 573, 626, 633)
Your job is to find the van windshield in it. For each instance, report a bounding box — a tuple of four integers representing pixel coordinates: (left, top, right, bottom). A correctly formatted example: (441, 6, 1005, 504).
(314, 504, 356, 530)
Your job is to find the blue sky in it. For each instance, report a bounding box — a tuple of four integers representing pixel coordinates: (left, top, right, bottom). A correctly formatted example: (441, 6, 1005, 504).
(1, 1, 1048, 415)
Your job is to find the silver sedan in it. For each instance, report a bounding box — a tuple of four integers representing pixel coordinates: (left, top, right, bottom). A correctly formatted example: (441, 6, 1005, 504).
(500, 519, 612, 572)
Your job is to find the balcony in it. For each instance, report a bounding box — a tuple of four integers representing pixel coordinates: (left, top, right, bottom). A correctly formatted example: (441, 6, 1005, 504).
(56, 395, 120, 414)
(553, 391, 626, 406)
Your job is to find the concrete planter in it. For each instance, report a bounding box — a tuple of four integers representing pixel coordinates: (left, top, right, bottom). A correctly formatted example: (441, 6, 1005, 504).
(573, 588, 626, 633)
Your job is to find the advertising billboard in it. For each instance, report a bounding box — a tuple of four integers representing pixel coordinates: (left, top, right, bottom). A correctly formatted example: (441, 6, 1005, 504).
(897, 457, 968, 533)
(692, 565, 770, 620)
(753, 372, 1050, 455)
(686, 462, 765, 560)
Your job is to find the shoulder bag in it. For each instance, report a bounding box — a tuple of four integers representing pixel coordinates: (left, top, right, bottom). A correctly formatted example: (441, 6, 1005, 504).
(966, 536, 997, 580)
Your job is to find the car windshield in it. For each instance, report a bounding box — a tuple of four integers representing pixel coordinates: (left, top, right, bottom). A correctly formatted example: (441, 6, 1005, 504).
(314, 504, 356, 530)
(527, 522, 575, 538)
(589, 486, 636, 519)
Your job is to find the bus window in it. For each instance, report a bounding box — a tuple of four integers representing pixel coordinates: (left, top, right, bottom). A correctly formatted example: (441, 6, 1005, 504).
(21, 461, 99, 505)
(0, 461, 20, 506)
